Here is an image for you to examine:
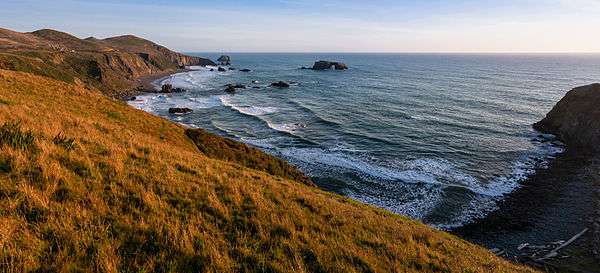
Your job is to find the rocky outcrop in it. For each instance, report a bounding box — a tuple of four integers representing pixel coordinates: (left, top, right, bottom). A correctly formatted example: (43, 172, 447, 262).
(217, 55, 231, 65)
(312, 60, 348, 70)
(534, 83, 600, 153)
(160, 84, 186, 93)
(270, 81, 290, 88)
(224, 84, 246, 93)
(168, 107, 193, 114)
(225, 86, 236, 93)
(218, 67, 226, 72)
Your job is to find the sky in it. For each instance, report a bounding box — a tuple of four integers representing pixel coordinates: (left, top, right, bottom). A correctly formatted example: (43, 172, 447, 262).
(1, 0, 600, 53)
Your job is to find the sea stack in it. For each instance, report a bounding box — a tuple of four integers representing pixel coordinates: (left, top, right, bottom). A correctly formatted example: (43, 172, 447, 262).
(217, 55, 231, 65)
(311, 60, 348, 70)
(534, 83, 600, 152)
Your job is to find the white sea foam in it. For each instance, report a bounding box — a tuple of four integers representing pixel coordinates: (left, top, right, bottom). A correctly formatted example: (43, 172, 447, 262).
(127, 94, 223, 113)
(265, 121, 306, 134)
(160, 68, 220, 90)
(219, 95, 278, 116)
(277, 139, 564, 228)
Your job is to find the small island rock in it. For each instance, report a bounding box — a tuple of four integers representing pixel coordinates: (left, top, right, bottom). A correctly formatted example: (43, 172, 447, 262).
(225, 86, 236, 93)
(161, 84, 173, 93)
(311, 61, 348, 70)
(270, 81, 290, 88)
(168, 107, 193, 114)
(217, 55, 231, 65)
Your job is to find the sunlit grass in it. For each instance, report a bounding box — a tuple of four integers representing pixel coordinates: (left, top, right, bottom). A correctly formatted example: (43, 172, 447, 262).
(0, 70, 537, 273)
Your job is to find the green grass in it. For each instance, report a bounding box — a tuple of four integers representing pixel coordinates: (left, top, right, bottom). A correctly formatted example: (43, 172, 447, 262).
(0, 52, 76, 84)
(0, 97, 14, 105)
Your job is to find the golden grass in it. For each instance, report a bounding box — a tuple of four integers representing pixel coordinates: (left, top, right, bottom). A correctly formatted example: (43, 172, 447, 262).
(0, 69, 537, 273)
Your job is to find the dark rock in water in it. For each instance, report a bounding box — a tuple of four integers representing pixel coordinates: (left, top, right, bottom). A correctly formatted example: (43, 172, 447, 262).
(225, 86, 236, 93)
(225, 84, 246, 89)
(240, 69, 251, 72)
(161, 84, 173, 93)
(160, 84, 186, 93)
(311, 60, 348, 70)
(300, 67, 309, 70)
(252, 86, 261, 89)
(270, 81, 290, 88)
(217, 55, 231, 65)
(534, 83, 600, 153)
(168, 107, 193, 114)
(218, 67, 226, 72)
(229, 67, 236, 71)
(210, 69, 215, 72)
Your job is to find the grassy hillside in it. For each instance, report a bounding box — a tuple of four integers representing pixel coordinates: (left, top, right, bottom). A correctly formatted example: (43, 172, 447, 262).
(0, 69, 536, 273)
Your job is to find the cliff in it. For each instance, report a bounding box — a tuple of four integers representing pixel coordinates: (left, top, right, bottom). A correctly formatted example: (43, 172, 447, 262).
(534, 83, 600, 153)
(0, 27, 215, 97)
(0, 69, 537, 272)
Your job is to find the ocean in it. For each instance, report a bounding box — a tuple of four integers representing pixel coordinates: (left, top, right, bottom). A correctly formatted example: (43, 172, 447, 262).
(129, 53, 600, 229)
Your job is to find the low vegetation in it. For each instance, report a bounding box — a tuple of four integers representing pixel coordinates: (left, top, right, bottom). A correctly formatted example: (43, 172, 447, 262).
(185, 128, 313, 186)
(0, 70, 537, 272)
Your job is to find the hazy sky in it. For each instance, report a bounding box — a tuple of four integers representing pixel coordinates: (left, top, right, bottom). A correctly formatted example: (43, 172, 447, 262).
(2, 0, 600, 52)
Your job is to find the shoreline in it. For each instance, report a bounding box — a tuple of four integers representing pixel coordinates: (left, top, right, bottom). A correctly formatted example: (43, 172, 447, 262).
(124, 66, 599, 272)
(453, 149, 600, 272)
(121, 68, 192, 100)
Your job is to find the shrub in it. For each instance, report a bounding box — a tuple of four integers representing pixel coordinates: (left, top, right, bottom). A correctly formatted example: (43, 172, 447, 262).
(0, 122, 35, 150)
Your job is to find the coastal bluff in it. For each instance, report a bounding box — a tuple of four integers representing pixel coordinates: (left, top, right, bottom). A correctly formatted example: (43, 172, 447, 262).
(0, 28, 215, 97)
(534, 83, 600, 152)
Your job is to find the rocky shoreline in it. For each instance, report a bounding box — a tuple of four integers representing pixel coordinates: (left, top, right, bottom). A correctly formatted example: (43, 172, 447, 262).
(454, 84, 600, 273)
(453, 150, 600, 272)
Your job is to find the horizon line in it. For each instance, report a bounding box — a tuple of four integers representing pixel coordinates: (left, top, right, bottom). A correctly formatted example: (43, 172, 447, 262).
(184, 51, 600, 55)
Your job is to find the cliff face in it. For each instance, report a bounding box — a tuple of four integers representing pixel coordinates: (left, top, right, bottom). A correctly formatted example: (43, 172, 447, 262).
(0, 28, 215, 96)
(534, 83, 600, 153)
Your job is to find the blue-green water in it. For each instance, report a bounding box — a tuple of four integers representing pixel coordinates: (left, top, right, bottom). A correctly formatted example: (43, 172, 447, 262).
(129, 53, 600, 228)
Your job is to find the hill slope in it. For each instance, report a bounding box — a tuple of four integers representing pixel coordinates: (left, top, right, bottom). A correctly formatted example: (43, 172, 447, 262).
(0, 69, 536, 272)
(0, 28, 215, 97)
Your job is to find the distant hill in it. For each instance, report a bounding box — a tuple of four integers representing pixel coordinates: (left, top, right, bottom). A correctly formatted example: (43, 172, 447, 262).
(0, 27, 215, 97)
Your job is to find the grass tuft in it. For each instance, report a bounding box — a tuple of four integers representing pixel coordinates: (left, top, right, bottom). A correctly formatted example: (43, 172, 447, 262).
(53, 133, 76, 151)
(0, 97, 14, 105)
(0, 121, 35, 150)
